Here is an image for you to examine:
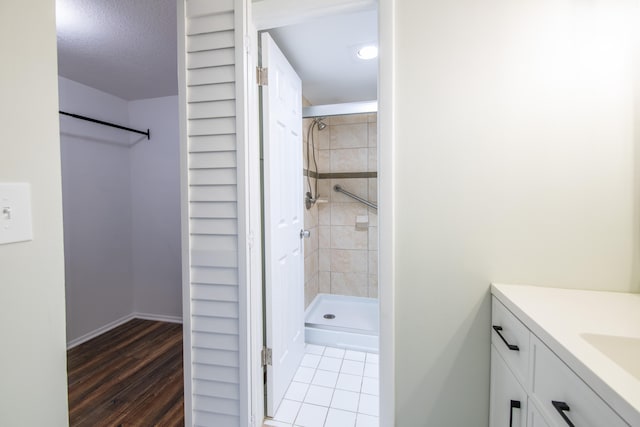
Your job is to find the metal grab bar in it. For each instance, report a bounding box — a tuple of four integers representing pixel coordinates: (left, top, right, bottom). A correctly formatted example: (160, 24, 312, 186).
(333, 185, 377, 210)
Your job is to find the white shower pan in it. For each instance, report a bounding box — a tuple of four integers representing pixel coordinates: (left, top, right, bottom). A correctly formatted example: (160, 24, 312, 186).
(305, 293, 379, 354)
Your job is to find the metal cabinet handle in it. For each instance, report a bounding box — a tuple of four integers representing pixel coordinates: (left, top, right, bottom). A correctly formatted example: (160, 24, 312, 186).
(492, 325, 520, 351)
(552, 401, 575, 427)
(300, 229, 311, 239)
(509, 400, 521, 427)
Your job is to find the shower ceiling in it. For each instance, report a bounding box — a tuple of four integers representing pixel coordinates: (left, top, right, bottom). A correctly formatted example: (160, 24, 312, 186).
(55, 0, 377, 103)
(268, 9, 378, 105)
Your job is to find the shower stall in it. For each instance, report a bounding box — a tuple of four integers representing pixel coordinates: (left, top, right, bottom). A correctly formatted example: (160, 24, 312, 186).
(301, 101, 379, 353)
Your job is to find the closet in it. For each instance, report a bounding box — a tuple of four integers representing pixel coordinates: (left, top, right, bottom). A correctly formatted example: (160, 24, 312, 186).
(59, 77, 182, 347)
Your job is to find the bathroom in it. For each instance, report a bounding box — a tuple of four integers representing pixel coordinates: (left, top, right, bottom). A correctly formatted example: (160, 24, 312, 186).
(259, 9, 381, 424)
(4, 1, 640, 427)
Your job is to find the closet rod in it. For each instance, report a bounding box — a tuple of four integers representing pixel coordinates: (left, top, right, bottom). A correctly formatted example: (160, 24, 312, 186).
(59, 111, 150, 140)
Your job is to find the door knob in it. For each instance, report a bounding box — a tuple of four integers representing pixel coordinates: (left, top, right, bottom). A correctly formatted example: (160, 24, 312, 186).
(300, 229, 311, 239)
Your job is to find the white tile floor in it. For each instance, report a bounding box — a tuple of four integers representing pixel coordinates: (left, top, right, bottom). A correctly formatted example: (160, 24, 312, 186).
(264, 344, 379, 427)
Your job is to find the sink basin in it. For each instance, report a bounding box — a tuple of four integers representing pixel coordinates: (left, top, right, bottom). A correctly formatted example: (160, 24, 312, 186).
(581, 333, 640, 381)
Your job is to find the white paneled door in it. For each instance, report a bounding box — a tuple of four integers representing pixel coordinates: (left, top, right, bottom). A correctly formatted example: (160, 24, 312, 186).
(261, 32, 305, 417)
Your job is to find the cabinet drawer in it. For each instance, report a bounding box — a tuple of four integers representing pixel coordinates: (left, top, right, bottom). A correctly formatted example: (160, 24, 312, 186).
(492, 297, 530, 387)
(530, 336, 629, 427)
(490, 345, 527, 427)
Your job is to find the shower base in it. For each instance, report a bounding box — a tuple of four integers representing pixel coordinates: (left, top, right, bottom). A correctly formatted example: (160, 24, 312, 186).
(305, 293, 379, 353)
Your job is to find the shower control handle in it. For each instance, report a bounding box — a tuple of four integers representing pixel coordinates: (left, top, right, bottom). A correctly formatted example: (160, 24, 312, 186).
(300, 229, 311, 239)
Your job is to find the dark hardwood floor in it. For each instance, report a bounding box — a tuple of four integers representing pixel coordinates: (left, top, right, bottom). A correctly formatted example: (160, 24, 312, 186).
(67, 318, 184, 426)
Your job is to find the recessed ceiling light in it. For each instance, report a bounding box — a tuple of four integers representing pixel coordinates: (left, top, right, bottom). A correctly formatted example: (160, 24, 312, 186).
(357, 45, 378, 60)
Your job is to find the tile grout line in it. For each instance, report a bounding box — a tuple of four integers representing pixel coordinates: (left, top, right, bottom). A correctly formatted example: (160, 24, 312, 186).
(274, 345, 379, 426)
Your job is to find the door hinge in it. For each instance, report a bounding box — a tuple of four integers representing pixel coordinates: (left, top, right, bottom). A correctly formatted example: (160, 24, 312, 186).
(261, 346, 272, 366)
(257, 67, 268, 86)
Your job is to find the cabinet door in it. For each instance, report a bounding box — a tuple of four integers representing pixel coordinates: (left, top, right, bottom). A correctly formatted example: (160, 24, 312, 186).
(491, 345, 527, 427)
(530, 336, 629, 427)
(527, 402, 551, 427)
(492, 297, 531, 387)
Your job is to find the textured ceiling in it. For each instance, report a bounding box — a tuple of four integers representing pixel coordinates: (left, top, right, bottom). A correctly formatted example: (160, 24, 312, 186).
(56, 0, 178, 100)
(55, 0, 376, 104)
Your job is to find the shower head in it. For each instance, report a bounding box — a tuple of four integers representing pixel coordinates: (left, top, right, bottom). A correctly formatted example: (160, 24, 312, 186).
(315, 118, 327, 130)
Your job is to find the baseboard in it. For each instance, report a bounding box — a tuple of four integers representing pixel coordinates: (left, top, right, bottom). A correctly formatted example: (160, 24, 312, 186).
(66, 312, 183, 350)
(66, 313, 136, 349)
(133, 312, 183, 324)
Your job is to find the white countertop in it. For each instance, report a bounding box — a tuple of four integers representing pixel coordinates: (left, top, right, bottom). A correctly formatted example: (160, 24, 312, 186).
(491, 283, 640, 426)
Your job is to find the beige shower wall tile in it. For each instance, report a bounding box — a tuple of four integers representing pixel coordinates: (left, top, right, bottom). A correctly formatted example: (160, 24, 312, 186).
(304, 251, 318, 280)
(368, 250, 378, 276)
(319, 271, 331, 293)
(318, 150, 331, 172)
(331, 226, 368, 250)
(368, 122, 377, 147)
(306, 132, 322, 164)
(304, 152, 321, 175)
(304, 226, 318, 256)
(304, 196, 318, 227)
(328, 113, 369, 125)
(318, 203, 331, 225)
(303, 231, 312, 255)
(317, 127, 331, 150)
(304, 253, 311, 277)
(367, 113, 377, 123)
(331, 179, 368, 203)
(367, 209, 377, 227)
(330, 249, 367, 273)
(319, 226, 331, 248)
(367, 148, 377, 172)
(305, 273, 319, 309)
(317, 180, 331, 202)
(368, 226, 378, 251)
(368, 178, 377, 203)
(330, 148, 368, 173)
(302, 119, 312, 144)
(330, 123, 368, 149)
(313, 148, 321, 172)
(368, 274, 378, 298)
(319, 248, 330, 271)
(331, 202, 368, 226)
(331, 272, 368, 297)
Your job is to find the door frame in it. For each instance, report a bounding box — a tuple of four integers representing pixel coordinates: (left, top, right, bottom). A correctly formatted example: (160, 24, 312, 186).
(242, 0, 395, 425)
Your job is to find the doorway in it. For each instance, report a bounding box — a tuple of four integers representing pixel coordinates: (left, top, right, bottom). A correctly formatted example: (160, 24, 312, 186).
(256, 6, 381, 426)
(55, 0, 184, 423)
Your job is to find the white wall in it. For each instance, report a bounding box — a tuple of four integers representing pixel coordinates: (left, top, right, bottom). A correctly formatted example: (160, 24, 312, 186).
(129, 96, 182, 319)
(59, 79, 181, 344)
(0, 1, 69, 425)
(390, 0, 640, 425)
(59, 77, 135, 342)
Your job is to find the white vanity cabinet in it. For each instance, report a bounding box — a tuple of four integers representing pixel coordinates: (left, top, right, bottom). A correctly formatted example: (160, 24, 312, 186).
(529, 335, 628, 427)
(490, 290, 633, 427)
(527, 402, 551, 427)
(490, 345, 527, 427)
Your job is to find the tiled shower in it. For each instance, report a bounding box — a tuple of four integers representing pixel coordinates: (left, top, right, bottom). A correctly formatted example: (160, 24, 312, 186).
(303, 112, 378, 308)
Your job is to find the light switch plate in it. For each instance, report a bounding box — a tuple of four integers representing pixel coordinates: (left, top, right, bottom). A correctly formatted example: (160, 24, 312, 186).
(0, 183, 33, 245)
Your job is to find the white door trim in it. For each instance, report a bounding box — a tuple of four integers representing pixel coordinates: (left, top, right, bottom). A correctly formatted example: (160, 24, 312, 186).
(176, 1, 193, 424)
(243, 0, 396, 425)
(235, 0, 253, 426)
(252, 0, 377, 30)
(377, 1, 395, 425)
